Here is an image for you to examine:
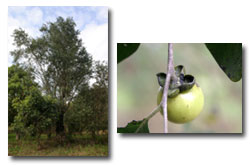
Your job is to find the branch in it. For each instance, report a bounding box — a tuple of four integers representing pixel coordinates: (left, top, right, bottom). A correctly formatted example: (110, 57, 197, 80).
(161, 43, 175, 133)
(135, 104, 162, 133)
(134, 43, 175, 133)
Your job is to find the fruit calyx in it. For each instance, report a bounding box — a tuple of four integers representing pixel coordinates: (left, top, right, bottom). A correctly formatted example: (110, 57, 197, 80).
(156, 65, 195, 98)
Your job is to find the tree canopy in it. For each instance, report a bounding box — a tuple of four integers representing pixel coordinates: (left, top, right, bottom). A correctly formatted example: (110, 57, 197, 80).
(11, 17, 93, 136)
(10, 16, 108, 142)
(8, 64, 38, 126)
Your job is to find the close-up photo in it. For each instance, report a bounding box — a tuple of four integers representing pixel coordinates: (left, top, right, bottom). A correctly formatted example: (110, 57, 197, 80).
(117, 43, 242, 133)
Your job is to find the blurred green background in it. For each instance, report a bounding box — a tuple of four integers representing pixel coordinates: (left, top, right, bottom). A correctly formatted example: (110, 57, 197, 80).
(117, 43, 242, 133)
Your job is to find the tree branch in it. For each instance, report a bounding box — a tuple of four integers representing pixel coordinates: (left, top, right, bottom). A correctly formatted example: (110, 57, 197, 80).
(134, 43, 175, 133)
(161, 43, 175, 133)
(135, 104, 162, 133)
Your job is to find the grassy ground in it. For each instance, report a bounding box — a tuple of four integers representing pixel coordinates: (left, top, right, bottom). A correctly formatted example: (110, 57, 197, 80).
(8, 133, 108, 156)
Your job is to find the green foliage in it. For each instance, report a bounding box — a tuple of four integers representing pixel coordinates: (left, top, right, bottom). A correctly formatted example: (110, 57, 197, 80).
(117, 120, 149, 133)
(90, 61, 108, 132)
(9, 17, 108, 144)
(64, 102, 91, 134)
(11, 17, 93, 100)
(11, 86, 58, 138)
(64, 62, 108, 136)
(87, 87, 108, 132)
(11, 17, 93, 135)
(205, 43, 242, 82)
(9, 64, 58, 138)
(117, 43, 140, 63)
(8, 64, 37, 126)
(94, 61, 108, 88)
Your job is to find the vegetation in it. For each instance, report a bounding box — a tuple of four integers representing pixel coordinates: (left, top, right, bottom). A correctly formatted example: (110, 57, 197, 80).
(8, 133, 108, 156)
(8, 17, 108, 156)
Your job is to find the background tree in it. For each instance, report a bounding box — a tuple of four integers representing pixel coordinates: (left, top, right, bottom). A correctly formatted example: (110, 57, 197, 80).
(13, 87, 57, 143)
(16, 88, 57, 142)
(65, 61, 108, 139)
(87, 61, 108, 138)
(9, 64, 58, 140)
(11, 17, 93, 137)
(8, 64, 38, 139)
(64, 84, 90, 136)
(93, 61, 108, 89)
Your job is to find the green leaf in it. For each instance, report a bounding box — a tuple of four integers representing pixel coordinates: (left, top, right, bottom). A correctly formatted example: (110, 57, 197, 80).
(117, 119, 149, 133)
(117, 43, 140, 63)
(205, 43, 242, 82)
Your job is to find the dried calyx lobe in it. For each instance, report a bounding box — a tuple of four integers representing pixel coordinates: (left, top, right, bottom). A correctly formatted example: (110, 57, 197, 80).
(157, 65, 195, 98)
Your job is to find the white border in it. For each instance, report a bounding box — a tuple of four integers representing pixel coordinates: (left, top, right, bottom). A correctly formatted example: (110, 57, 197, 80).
(1, 0, 250, 164)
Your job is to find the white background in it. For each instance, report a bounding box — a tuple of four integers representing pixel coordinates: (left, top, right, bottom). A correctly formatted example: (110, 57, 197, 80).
(1, 0, 249, 164)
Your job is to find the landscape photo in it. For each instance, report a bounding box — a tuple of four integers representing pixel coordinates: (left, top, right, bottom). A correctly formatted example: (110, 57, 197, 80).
(8, 6, 108, 156)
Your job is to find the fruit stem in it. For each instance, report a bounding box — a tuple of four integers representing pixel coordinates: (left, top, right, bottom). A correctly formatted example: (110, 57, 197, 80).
(161, 43, 175, 133)
(135, 104, 162, 133)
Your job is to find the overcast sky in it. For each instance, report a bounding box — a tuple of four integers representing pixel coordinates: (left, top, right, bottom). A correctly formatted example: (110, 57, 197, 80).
(8, 6, 108, 66)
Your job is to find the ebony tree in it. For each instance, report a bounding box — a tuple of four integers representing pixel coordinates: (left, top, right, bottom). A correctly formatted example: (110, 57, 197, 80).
(11, 17, 93, 137)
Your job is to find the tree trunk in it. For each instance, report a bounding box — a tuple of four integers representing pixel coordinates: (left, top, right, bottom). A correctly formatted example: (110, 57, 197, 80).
(91, 130, 96, 140)
(16, 133, 20, 140)
(56, 112, 65, 136)
(47, 132, 51, 139)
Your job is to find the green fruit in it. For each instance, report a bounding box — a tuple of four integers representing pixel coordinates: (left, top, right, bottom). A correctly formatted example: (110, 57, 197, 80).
(157, 84, 204, 124)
